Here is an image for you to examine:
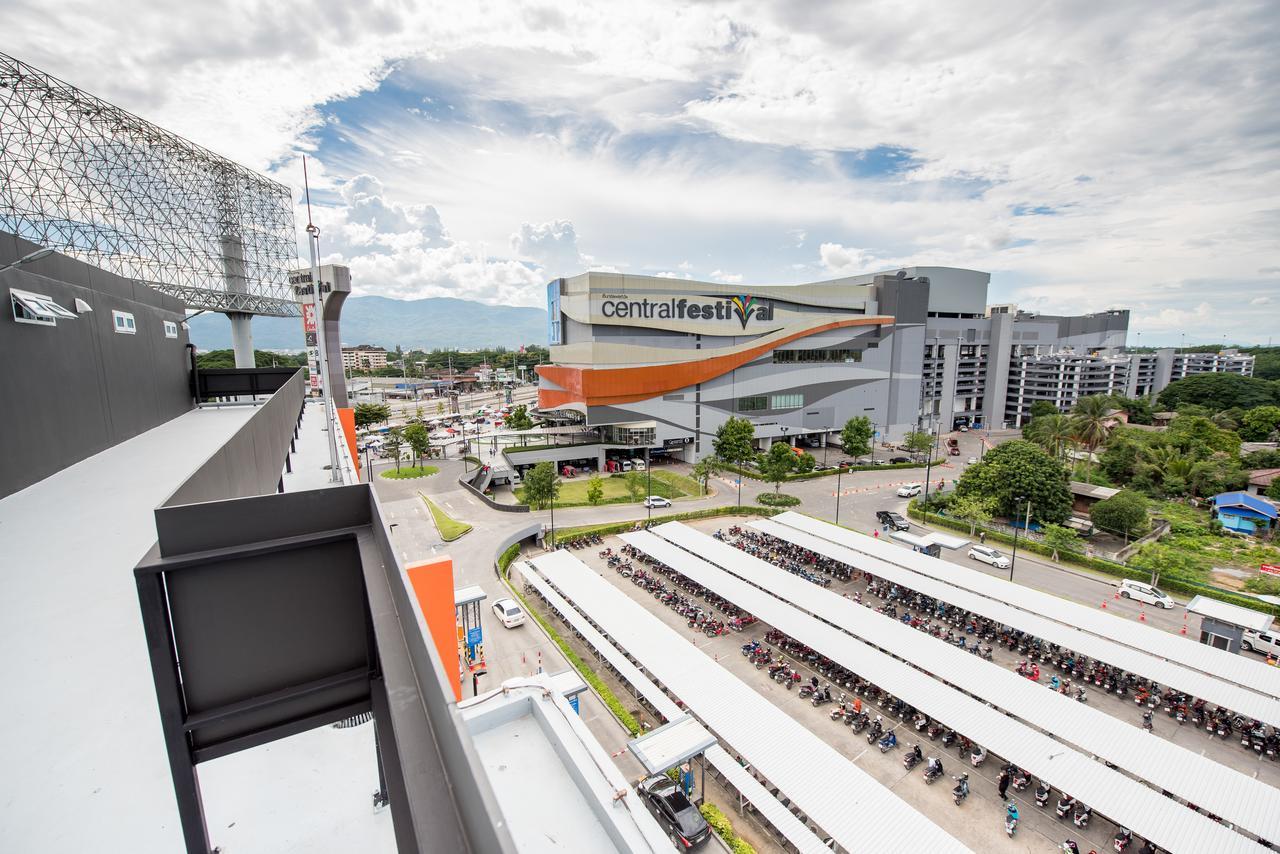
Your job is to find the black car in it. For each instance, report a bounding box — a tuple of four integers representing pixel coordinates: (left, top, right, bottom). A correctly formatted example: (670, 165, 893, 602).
(888, 456, 912, 464)
(877, 510, 911, 531)
(638, 774, 711, 847)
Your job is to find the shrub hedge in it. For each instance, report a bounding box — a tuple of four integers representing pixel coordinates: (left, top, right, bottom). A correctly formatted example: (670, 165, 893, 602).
(756, 492, 801, 507)
(698, 803, 756, 854)
(720, 460, 926, 482)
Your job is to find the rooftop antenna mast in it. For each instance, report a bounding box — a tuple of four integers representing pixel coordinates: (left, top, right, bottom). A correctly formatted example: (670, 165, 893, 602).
(304, 156, 342, 482)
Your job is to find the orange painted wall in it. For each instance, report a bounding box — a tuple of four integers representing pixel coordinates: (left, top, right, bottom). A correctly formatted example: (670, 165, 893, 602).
(406, 556, 462, 702)
(337, 407, 360, 480)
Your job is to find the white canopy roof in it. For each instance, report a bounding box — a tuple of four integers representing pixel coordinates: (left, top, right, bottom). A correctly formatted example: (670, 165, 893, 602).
(627, 716, 717, 775)
(1187, 595, 1275, 633)
(526, 551, 968, 854)
(517, 562, 838, 854)
(655, 522, 1280, 845)
(772, 511, 1280, 706)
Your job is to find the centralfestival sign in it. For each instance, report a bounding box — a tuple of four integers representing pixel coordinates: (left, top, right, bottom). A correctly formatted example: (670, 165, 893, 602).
(596, 294, 776, 329)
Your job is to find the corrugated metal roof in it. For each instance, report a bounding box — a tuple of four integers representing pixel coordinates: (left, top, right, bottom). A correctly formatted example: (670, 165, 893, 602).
(1187, 595, 1275, 633)
(527, 552, 969, 854)
(772, 510, 1280, 705)
(626, 529, 1271, 854)
(657, 522, 1280, 844)
(627, 716, 717, 775)
(519, 563, 839, 854)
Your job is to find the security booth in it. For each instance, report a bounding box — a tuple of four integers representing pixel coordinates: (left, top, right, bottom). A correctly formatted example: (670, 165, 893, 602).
(627, 715, 717, 803)
(455, 585, 488, 695)
(888, 529, 970, 558)
(1186, 595, 1274, 654)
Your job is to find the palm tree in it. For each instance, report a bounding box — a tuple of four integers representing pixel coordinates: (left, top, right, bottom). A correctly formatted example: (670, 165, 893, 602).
(1070, 395, 1113, 479)
(1027, 413, 1074, 461)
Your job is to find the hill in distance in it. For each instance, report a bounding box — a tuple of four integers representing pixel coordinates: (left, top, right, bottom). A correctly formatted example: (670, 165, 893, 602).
(187, 295, 548, 352)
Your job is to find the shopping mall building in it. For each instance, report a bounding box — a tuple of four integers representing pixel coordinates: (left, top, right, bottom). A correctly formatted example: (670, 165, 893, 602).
(534, 267, 1246, 464)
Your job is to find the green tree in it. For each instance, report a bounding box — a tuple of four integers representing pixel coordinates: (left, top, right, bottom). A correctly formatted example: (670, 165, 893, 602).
(839, 416, 873, 457)
(795, 451, 816, 473)
(1028, 400, 1060, 420)
(1041, 523, 1082, 562)
(1242, 406, 1280, 442)
(954, 439, 1072, 524)
(623, 470, 647, 501)
(690, 456, 722, 496)
(585, 474, 604, 506)
(1165, 415, 1242, 458)
(1157, 373, 1277, 412)
(1024, 413, 1075, 461)
(506, 404, 535, 431)
(1187, 455, 1248, 498)
(758, 441, 797, 493)
(713, 416, 757, 464)
(1099, 429, 1148, 484)
(1090, 489, 1149, 539)
(523, 461, 560, 509)
(354, 402, 391, 429)
(1128, 543, 1210, 585)
(383, 429, 404, 473)
(1267, 479, 1280, 501)
(1070, 395, 1113, 477)
(402, 422, 430, 467)
(903, 430, 934, 456)
(948, 494, 996, 535)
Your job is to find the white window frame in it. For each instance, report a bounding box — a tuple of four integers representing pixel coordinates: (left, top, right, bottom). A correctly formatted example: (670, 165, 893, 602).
(11, 288, 77, 326)
(112, 310, 137, 335)
(163, 320, 179, 339)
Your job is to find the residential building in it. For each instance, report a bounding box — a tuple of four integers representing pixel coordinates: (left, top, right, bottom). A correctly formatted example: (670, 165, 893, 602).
(343, 343, 389, 371)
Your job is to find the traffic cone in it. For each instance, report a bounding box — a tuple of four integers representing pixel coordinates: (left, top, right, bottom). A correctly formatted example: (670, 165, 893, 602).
(1180, 624, 1187, 635)
(1114, 589, 1120, 600)
(1139, 607, 1146, 623)
(1101, 600, 1107, 609)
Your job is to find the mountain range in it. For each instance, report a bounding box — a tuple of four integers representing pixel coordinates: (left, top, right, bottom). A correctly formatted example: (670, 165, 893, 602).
(187, 295, 548, 352)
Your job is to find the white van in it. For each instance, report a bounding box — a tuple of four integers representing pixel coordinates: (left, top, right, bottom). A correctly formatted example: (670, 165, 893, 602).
(1117, 579, 1175, 609)
(1241, 629, 1280, 658)
(631, 457, 646, 471)
(618, 459, 634, 472)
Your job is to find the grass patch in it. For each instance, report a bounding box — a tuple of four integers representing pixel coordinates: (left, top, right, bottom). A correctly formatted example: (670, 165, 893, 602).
(720, 459, 927, 481)
(381, 464, 439, 480)
(756, 492, 801, 507)
(421, 495, 472, 541)
(699, 803, 756, 854)
(496, 550, 642, 736)
(515, 470, 695, 508)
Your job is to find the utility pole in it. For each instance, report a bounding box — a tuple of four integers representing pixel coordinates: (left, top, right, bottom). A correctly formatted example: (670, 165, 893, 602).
(1009, 497, 1031, 581)
(303, 156, 341, 483)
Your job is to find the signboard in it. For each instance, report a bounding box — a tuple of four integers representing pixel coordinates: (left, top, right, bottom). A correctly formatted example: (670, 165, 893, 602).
(301, 302, 322, 392)
(1262, 564, 1280, 576)
(568, 695, 580, 715)
(664, 437, 693, 447)
(594, 294, 775, 329)
(466, 627, 483, 646)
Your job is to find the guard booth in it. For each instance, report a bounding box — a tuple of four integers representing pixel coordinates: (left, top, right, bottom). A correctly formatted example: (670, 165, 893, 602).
(889, 529, 970, 558)
(1186, 595, 1274, 654)
(455, 585, 488, 694)
(626, 715, 717, 802)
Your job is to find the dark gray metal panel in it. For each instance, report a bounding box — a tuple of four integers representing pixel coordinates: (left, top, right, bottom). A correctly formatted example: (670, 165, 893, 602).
(165, 537, 371, 750)
(0, 231, 192, 497)
(155, 484, 370, 556)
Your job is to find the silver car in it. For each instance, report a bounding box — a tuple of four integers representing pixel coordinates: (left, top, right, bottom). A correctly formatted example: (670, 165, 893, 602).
(968, 545, 1010, 569)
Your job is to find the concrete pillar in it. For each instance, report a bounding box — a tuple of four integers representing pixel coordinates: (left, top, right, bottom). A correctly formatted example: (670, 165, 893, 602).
(228, 312, 254, 368)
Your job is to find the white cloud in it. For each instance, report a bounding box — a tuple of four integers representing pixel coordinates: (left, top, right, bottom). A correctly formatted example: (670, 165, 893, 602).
(509, 220, 585, 273)
(5, 1, 1278, 339)
(710, 269, 743, 284)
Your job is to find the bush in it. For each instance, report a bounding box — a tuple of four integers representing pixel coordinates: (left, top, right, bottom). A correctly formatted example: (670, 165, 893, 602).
(1244, 575, 1280, 595)
(549, 506, 782, 547)
(698, 803, 756, 854)
(756, 492, 801, 507)
(719, 460, 926, 482)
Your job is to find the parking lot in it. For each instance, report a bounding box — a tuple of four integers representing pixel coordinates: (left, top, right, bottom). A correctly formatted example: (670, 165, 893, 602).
(530, 516, 1280, 853)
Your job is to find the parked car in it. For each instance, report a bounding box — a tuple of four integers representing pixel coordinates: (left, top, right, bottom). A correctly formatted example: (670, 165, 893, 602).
(490, 598, 526, 628)
(889, 456, 911, 464)
(877, 510, 911, 531)
(896, 483, 923, 498)
(643, 495, 672, 508)
(1117, 579, 1175, 609)
(966, 457, 978, 465)
(637, 774, 711, 848)
(631, 457, 647, 471)
(618, 459, 634, 471)
(1241, 629, 1280, 658)
(968, 545, 1011, 569)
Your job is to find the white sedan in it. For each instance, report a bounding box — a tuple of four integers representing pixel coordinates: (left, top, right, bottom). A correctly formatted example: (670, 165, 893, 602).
(896, 483, 923, 498)
(642, 495, 672, 508)
(491, 598, 526, 628)
(968, 545, 1011, 569)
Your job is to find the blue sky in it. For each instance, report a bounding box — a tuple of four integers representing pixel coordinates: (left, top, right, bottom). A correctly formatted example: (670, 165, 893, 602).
(9, 0, 1280, 344)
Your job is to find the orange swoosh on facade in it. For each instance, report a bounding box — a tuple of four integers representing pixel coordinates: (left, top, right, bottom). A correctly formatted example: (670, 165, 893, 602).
(537, 316, 891, 408)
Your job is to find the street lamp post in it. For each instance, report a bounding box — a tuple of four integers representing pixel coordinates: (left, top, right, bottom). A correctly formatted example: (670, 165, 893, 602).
(549, 486, 556, 548)
(0, 247, 55, 274)
(921, 425, 939, 522)
(1009, 496, 1031, 581)
(646, 443, 652, 526)
(835, 465, 846, 526)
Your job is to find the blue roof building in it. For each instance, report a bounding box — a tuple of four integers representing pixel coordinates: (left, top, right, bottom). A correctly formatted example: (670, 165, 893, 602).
(1212, 491, 1279, 536)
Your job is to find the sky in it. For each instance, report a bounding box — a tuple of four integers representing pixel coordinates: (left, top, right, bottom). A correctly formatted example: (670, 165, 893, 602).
(6, 0, 1279, 344)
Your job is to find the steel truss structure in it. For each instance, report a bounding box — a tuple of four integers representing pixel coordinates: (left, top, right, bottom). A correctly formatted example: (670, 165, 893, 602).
(0, 53, 298, 316)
